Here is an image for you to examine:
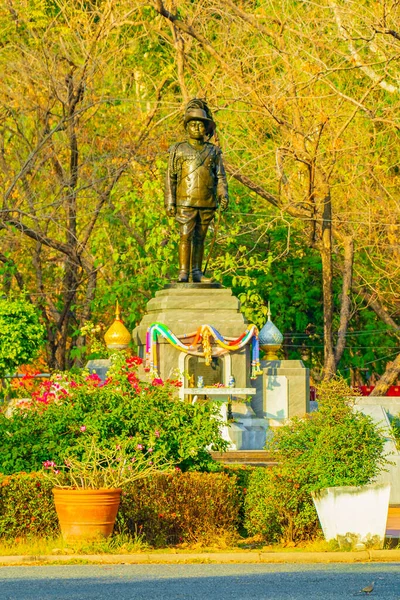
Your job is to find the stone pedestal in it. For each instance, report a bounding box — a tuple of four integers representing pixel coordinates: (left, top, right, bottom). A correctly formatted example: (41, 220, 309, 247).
(252, 359, 310, 425)
(132, 285, 250, 388)
(86, 359, 112, 382)
(132, 284, 269, 449)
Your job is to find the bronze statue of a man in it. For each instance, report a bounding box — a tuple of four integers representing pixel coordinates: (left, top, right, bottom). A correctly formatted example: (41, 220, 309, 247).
(165, 99, 229, 283)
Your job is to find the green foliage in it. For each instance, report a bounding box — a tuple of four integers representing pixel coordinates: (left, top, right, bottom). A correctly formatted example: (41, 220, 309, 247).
(0, 355, 227, 474)
(244, 467, 319, 544)
(244, 379, 387, 543)
(0, 471, 241, 546)
(0, 297, 45, 377)
(390, 414, 400, 448)
(0, 472, 58, 538)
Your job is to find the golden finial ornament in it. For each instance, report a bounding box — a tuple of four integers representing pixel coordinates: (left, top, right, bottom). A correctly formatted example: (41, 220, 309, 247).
(104, 301, 131, 350)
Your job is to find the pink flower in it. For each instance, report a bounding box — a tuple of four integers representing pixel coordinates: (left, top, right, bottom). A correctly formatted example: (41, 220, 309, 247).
(43, 460, 55, 469)
(136, 444, 143, 450)
(151, 378, 164, 386)
(54, 469, 60, 475)
(148, 448, 153, 453)
(116, 444, 121, 450)
(80, 425, 86, 432)
(154, 430, 160, 438)
(175, 467, 181, 472)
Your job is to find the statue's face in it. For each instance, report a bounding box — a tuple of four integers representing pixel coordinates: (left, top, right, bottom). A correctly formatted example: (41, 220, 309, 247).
(187, 119, 207, 139)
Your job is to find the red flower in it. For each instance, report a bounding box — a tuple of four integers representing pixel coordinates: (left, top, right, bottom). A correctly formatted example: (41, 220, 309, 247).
(126, 356, 143, 367)
(166, 379, 183, 388)
(151, 378, 164, 386)
(85, 373, 102, 384)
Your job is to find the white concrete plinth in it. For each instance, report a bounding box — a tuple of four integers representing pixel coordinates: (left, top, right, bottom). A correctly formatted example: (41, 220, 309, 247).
(182, 387, 256, 399)
(218, 401, 268, 450)
(312, 482, 391, 549)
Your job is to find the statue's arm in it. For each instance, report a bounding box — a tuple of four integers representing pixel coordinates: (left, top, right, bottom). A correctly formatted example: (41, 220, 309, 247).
(165, 146, 178, 217)
(216, 150, 229, 211)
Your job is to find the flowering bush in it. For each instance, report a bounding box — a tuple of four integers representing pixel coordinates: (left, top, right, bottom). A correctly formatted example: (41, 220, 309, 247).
(0, 353, 227, 474)
(43, 436, 171, 489)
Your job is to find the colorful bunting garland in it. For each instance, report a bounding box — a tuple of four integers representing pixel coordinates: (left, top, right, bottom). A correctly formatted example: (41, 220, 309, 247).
(146, 322, 262, 379)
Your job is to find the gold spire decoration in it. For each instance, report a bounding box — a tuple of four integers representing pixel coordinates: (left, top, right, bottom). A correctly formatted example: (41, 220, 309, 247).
(104, 301, 131, 350)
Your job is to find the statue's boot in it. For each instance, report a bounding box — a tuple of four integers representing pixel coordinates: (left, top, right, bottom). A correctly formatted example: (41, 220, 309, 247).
(192, 242, 213, 283)
(178, 241, 191, 282)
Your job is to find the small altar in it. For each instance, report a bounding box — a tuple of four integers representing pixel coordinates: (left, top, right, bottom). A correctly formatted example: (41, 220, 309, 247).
(132, 284, 310, 450)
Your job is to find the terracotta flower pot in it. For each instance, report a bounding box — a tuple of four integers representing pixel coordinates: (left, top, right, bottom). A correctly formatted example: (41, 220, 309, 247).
(52, 487, 122, 540)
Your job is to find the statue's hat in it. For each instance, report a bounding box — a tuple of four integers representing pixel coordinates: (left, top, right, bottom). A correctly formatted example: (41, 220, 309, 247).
(184, 107, 216, 135)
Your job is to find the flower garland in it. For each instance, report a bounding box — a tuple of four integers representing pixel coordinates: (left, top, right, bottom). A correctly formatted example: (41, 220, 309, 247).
(146, 322, 262, 379)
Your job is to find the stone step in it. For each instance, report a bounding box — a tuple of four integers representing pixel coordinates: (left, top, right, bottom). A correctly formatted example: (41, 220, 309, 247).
(210, 450, 277, 466)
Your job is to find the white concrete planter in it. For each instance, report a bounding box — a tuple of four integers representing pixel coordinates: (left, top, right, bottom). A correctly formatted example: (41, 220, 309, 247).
(312, 482, 391, 549)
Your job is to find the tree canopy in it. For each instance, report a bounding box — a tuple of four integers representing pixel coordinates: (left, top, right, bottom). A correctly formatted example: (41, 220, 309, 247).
(0, 0, 399, 387)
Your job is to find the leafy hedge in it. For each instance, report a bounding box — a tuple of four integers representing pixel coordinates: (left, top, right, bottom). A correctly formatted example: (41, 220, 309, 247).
(0, 471, 241, 546)
(0, 472, 58, 538)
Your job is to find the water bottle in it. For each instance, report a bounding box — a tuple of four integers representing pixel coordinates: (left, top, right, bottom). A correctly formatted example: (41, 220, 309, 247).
(228, 375, 235, 388)
(197, 375, 204, 388)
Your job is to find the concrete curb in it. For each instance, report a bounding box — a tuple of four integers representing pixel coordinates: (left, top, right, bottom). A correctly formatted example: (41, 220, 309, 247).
(1, 550, 400, 566)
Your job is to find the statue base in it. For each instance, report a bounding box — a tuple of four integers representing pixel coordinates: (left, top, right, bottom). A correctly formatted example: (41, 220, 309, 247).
(163, 282, 222, 290)
(132, 286, 271, 450)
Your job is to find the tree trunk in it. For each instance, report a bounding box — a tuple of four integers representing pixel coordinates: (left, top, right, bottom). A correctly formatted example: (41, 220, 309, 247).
(320, 191, 335, 378)
(334, 236, 354, 368)
(370, 353, 400, 396)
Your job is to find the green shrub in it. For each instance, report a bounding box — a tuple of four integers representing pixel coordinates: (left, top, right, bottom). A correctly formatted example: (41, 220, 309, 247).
(390, 414, 400, 448)
(245, 378, 388, 544)
(221, 464, 254, 531)
(0, 471, 241, 546)
(118, 471, 241, 546)
(244, 467, 319, 544)
(0, 472, 58, 538)
(0, 354, 227, 473)
(0, 297, 45, 377)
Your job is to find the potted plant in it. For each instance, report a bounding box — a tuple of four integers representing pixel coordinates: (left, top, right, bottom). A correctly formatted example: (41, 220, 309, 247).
(307, 380, 391, 548)
(245, 379, 390, 547)
(43, 436, 170, 540)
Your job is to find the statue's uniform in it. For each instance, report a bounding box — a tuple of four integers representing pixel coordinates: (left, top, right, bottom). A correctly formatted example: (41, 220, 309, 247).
(165, 141, 228, 280)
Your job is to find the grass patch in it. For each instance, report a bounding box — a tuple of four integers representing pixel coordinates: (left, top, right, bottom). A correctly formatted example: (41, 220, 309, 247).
(0, 532, 149, 556)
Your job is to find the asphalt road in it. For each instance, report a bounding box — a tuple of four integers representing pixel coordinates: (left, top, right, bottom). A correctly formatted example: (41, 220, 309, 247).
(0, 563, 400, 599)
